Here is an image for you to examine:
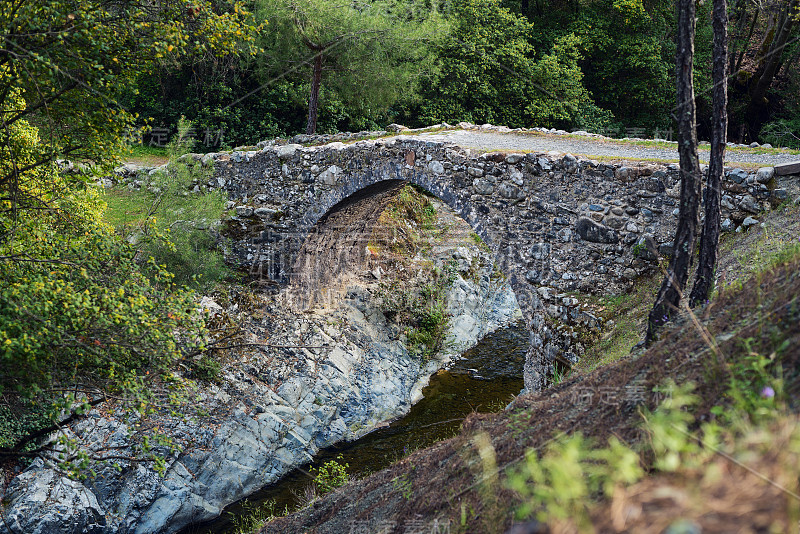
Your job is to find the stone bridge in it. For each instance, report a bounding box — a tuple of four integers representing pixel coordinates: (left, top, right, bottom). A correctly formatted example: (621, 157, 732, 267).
(206, 136, 794, 391)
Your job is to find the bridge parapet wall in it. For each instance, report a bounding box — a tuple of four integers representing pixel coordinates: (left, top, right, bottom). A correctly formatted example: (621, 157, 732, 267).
(211, 136, 786, 293)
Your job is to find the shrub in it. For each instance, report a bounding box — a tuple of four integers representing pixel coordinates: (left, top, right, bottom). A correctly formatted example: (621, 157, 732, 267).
(1, 95, 208, 472)
(106, 118, 231, 290)
(312, 455, 350, 494)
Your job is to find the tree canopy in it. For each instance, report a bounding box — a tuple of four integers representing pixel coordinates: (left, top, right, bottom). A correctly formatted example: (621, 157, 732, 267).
(0, 0, 258, 465)
(255, 0, 446, 133)
(414, 0, 610, 130)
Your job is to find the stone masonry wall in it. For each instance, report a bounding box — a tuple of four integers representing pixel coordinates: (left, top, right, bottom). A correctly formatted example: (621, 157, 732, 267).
(200, 135, 797, 391)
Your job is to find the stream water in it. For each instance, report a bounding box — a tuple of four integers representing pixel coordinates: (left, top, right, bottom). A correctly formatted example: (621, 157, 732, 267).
(183, 321, 527, 533)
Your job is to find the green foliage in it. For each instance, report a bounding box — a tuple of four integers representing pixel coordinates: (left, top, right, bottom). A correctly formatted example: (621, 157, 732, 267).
(229, 499, 280, 534)
(640, 381, 704, 471)
(392, 474, 414, 500)
(506, 432, 643, 528)
(311, 455, 350, 494)
(549, 365, 569, 385)
(371, 184, 438, 257)
(252, 0, 445, 133)
(0, 91, 209, 473)
(105, 119, 231, 290)
(0, 400, 53, 451)
(506, 381, 729, 528)
(380, 260, 457, 360)
(1, 0, 261, 170)
(711, 340, 784, 424)
(417, 0, 609, 130)
(388, 185, 438, 228)
(523, 0, 674, 132)
(187, 355, 222, 383)
(760, 119, 800, 149)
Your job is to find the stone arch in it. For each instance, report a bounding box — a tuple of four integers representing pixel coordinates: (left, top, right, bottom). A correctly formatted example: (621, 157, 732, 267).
(216, 137, 684, 392)
(278, 160, 550, 391)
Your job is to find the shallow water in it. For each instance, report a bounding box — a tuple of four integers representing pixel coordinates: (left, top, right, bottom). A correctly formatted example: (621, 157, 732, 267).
(183, 321, 527, 533)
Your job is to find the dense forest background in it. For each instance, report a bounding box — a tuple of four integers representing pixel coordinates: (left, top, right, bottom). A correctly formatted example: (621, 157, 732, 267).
(125, 0, 800, 149)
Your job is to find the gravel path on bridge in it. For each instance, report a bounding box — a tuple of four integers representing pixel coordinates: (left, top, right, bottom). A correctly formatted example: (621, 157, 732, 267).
(411, 129, 800, 168)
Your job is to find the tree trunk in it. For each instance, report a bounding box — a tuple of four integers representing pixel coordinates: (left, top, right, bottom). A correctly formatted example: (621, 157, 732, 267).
(306, 52, 323, 135)
(746, 0, 798, 136)
(733, 7, 758, 74)
(690, 0, 728, 308)
(646, 0, 703, 343)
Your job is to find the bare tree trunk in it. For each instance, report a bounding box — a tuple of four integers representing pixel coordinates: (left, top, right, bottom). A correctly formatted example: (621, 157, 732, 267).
(746, 0, 798, 135)
(733, 7, 758, 74)
(306, 52, 323, 135)
(646, 0, 703, 343)
(690, 0, 728, 308)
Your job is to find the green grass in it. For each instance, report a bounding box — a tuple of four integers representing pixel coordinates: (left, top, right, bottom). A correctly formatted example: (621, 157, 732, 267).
(718, 203, 800, 291)
(100, 152, 232, 290)
(122, 143, 169, 166)
(574, 202, 800, 376)
(572, 270, 663, 375)
(101, 187, 152, 228)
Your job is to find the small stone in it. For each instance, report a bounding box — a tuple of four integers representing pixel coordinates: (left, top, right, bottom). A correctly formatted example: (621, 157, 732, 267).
(254, 207, 276, 218)
(505, 153, 524, 164)
(742, 216, 759, 228)
(428, 160, 445, 174)
(721, 218, 733, 231)
(562, 153, 578, 172)
(498, 182, 523, 199)
(467, 166, 484, 177)
(755, 167, 774, 183)
(673, 208, 680, 216)
(277, 144, 302, 159)
(319, 165, 342, 185)
(473, 178, 494, 195)
(589, 204, 605, 212)
(749, 142, 760, 148)
(738, 196, 760, 213)
(633, 235, 658, 261)
(611, 207, 624, 216)
(721, 195, 735, 210)
(537, 157, 552, 171)
(576, 217, 619, 244)
(726, 168, 748, 184)
(235, 206, 253, 217)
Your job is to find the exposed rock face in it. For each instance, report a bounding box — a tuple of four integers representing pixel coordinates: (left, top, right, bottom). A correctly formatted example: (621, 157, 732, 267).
(0, 189, 522, 534)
